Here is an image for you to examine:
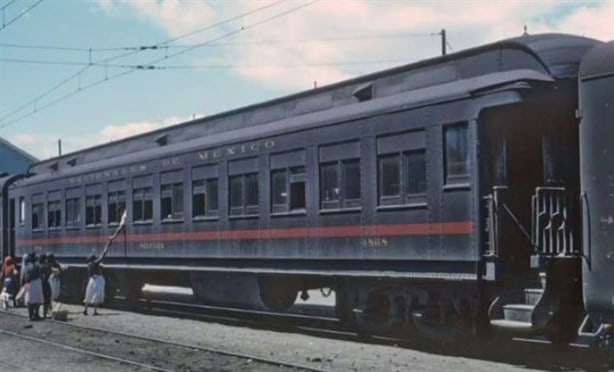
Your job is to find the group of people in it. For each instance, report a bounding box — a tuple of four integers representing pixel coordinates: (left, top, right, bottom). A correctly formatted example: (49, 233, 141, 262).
(1, 252, 62, 320)
(0, 249, 110, 320)
(0, 210, 123, 320)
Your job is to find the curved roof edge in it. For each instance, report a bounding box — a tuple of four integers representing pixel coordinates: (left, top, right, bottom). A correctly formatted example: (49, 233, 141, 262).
(580, 40, 614, 79)
(30, 33, 599, 174)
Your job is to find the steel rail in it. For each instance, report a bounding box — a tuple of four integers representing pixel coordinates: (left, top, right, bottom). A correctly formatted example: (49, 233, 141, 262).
(2, 311, 326, 372)
(0, 328, 172, 372)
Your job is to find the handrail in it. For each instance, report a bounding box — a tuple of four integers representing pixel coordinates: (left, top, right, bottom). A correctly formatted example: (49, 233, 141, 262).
(581, 191, 592, 269)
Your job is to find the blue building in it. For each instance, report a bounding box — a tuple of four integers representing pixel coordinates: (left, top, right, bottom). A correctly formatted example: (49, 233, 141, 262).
(0, 137, 37, 175)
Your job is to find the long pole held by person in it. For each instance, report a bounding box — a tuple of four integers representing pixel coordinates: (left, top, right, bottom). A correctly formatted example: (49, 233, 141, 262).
(99, 210, 128, 259)
(83, 210, 127, 316)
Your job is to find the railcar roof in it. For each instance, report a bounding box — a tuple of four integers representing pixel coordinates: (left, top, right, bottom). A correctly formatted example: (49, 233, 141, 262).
(579, 40, 614, 79)
(29, 33, 599, 176)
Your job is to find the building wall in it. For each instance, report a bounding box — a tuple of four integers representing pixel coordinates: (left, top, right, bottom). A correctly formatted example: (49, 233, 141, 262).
(0, 138, 37, 175)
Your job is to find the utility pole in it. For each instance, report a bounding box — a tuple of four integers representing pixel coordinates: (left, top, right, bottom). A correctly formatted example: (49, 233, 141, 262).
(58, 139, 62, 157)
(440, 29, 447, 56)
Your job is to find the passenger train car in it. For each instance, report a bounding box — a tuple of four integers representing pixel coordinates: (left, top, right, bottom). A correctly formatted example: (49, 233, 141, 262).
(1, 33, 613, 345)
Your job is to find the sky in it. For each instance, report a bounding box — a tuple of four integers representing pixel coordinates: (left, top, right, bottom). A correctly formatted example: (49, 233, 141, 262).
(0, 0, 612, 160)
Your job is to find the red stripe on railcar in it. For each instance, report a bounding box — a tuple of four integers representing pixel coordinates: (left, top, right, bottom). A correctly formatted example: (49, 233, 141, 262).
(18, 221, 474, 246)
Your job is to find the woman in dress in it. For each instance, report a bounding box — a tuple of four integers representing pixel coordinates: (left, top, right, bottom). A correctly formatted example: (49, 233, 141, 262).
(47, 253, 63, 302)
(83, 210, 126, 316)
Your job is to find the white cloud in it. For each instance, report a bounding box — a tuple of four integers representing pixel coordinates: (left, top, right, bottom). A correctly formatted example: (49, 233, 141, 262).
(7, 114, 204, 159)
(97, 1, 614, 91)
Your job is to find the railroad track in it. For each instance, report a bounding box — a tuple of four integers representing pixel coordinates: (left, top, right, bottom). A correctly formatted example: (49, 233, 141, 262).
(108, 296, 614, 371)
(0, 311, 325, 372)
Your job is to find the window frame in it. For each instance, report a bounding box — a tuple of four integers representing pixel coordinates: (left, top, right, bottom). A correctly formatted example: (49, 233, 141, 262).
(192, 178, 219, 220)
(377, 149, 427, 207)
(31, 194, 45, 231)
(319, 158, 361, 211)
(132, 186, 153, 224)
(228, 172, 259, 218)
(161, 182, 184, 222)
(443, 122, 471, 185)
(65, 188, 82, 229)
(270, 166, 306, 215)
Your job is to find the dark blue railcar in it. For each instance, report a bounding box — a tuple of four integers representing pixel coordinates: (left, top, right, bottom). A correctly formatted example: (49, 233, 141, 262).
(3, 33, 613, 343)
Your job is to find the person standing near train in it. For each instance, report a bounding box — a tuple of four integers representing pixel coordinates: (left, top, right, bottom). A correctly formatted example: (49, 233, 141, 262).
(47, 253, 63, 303)
(83, 210, 127, 316)
(24, 253, 43, 320)
(1, 256, 19, 308)
(38, 253, 52, 318)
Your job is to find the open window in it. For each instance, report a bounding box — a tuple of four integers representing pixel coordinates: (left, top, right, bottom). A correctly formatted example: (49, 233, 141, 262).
(31, 193, 45, 231)
(270, 150, 306, 214)
(192, 164, 219, 219)
(161, 170, 184, 221)
(108, 179, 126, 225)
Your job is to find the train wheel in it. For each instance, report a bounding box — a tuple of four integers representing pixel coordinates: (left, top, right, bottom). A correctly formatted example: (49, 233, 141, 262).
(258, 275, 297, 312)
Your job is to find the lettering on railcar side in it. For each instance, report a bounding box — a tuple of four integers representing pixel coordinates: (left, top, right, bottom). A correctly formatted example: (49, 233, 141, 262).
(197, 139, 276, 161)
(139, 242, 165, 250)
(68, 164, 148, 184)
(162, 157, 181, 167)
(360, 237, 390, 248)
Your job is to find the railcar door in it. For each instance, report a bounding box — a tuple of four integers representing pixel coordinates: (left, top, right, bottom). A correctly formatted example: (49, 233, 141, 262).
(479, 106, 544, 284)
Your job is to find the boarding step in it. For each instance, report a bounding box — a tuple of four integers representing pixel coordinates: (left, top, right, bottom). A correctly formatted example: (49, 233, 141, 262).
(490, 319, 533, 331)
(503, 304, 534, 323)
(524, 288, 544, 306)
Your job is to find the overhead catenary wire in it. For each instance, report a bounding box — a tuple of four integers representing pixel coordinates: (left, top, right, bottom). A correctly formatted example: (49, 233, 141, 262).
(0, 0, 44, 31)
(0, 0, 321, 129)
(0, 0, 289, 124)
(0, 31, 435, 52)
(0, 56, 409, 69)
(0, 0, 18, 12)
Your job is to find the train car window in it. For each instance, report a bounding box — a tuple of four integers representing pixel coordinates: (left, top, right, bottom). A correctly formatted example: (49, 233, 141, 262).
(405, 150, 427, 196)
(343, 160, 361, 207)
(377, 130, 427, 207)
(192, 179, 218, 219)
(19, 197, 25, 226)
(379, 154, 401, 204)
(444, 123, 470, 184)
(31, 193, 45, 230)
(133, 187, 153, 223)
(245, 173, 259, 215)
(320, 159, 361, 210)
(271, 166, 306, 214)
(47, 191, 62, 229)
(85, 184, 102, 226)
(161, 183, 184, 221)
(65, 187, 81, 228)
(161, 170, 184, 221)
(271, 170, 287, 213)
(192, 165, 219, 220)
(108, 191, 126, 224)
(108, 179, 126, 224)
(320, 162, 340, 209)
(229, 173, 259, 216)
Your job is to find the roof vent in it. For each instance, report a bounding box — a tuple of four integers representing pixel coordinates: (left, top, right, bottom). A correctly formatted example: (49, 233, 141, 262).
(67, 157, 77, 166)
(353, 82, 373, 102)
(155, 134, 168, 146)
